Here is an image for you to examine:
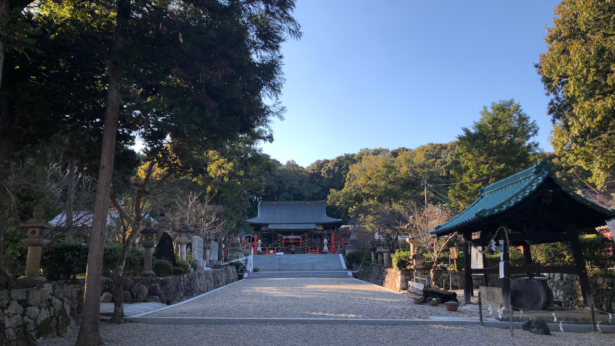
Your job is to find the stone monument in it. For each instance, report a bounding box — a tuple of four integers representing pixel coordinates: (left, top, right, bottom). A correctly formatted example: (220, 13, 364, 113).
(154, 232, 176, 266)
(192, 235, 204, 269)
(17, 206, 51, 288)
(345, 230, 358, 255)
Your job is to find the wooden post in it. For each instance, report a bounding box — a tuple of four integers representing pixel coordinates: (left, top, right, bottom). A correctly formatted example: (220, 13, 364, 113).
(464, 238, 473, 304)
(500, 231, 513, 336)
(570, 233, 597, 331)
(522, 243, 532, 278)
(481, 252, 488, 287)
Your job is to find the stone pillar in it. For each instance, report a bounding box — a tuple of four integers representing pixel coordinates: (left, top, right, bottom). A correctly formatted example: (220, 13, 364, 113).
(323, 239, 329, 254)
(17, 206, 51, 288)
(140, 227, 157, 277)
(383, 248, 391, 268)
(370, 249, 376, 266)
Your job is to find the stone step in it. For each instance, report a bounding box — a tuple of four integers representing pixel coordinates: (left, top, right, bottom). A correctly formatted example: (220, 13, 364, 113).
(247, 271, 351, 279)
(253, 254, 344, 272)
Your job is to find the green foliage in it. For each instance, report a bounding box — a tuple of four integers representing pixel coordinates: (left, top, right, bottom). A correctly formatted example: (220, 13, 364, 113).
(391, 250, 412, 271)
(532, 235, 613, 273)
(253, 267, 260, 272)
(449, 100, 539, 206)
(101, 244, 143, 277)
(3, 226, 28, 279)
(345, 249, 370, 268)
(537, 0, 615, 187)
(176, 260, 191, 274)
(154, 260, 173, 277)
(172, 267, 184, 276)
(41, 243, 88, 281)
(187, 259, 198, 271)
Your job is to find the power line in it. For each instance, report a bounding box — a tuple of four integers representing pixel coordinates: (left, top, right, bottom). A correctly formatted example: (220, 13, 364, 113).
(427, 186, 465, 207)
(429, 176, 488, 187)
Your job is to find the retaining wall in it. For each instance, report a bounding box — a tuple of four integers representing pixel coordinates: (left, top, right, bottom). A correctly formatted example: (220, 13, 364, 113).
(547, 273, 615, 313)
(0, 267, 236, 346)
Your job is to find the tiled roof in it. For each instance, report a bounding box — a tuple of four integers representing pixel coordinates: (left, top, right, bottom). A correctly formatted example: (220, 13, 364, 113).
(247, 201, 341, 225)
(430, 161, 615, 236)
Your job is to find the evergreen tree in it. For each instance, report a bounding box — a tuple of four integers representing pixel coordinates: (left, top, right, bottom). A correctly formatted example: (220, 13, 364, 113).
(448, 100, 539, 206)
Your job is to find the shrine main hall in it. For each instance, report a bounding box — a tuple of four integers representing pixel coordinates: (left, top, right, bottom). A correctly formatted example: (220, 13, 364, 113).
(247, 201, 345, 254)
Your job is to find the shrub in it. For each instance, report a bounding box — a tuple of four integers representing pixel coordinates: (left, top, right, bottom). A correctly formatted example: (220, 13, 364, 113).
(42, 242, 88, 280)
(345, 248, 370, 268)
(154, 260, 173, 277)
(3, 226, 28, 279)
(176, 260, 191, 274)
(172, 267, 184, 276)
(532, 235, 613, 273)
(253, 267, 260, 272)
(102, 244, 143, 277)
(187, 259, 198, 271)
(391, 250, 412, 271)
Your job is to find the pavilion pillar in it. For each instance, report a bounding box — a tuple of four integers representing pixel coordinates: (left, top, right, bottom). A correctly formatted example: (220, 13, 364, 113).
(481, 252, 488, 287)
(500, 231, 512, 311)
(463, 235, 473, 304)
(569, 232, 596, 329)
(522, 243, 532, 278)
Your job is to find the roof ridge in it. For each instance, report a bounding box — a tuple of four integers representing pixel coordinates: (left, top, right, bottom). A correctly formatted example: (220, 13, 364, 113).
(479, 161, 549, 196)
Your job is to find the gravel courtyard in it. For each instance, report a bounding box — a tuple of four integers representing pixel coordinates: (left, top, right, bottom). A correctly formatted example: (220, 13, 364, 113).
(147, 277, 479, 320)
(40, 322, 614, 346)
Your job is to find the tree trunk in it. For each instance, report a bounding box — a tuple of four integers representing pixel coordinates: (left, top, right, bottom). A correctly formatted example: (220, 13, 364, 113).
(0, 87, 13, 269)
(110, 220, 141, 323)
(75, 0, 129, 344)
(0, 0, 8, 91)
(66, 157, 76, 241)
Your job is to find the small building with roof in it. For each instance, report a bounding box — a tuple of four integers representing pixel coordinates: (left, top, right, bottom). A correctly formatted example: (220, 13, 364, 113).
(431, 161, 615, 324)
(247, 201, 342, 253)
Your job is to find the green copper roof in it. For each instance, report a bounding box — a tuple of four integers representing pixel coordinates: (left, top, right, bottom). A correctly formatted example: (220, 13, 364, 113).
(430, 161, 615, 236)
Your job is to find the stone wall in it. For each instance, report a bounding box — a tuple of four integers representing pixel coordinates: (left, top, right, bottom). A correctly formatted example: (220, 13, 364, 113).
(547, 273, 615, 313)
(429, 270, 502, 289)
(355, 266, 410, 292)
(0, 281, 83, 345)
(0, 267, 236, 346)
(100, 266, 237, 305)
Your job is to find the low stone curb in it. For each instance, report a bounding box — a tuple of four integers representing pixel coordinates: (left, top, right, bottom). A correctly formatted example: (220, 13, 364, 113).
(124, 316, 615, 332)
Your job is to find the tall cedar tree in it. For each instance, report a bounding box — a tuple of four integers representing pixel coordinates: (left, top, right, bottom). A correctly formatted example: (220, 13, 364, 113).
(76, 1, 300, 344)
(448, 100, 539, 206)
(536, 0, 615, 188)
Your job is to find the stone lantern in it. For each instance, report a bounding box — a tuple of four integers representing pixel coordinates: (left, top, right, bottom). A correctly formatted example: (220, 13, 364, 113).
(17, 205, 51, 288)
(256, 239, 262, 254)
(345, 229, 358, 255)
(140, 227, 157, 277)
(322, 239, 329, 254)
(174, 224, 191, 261)
(376, 246, 385, 266)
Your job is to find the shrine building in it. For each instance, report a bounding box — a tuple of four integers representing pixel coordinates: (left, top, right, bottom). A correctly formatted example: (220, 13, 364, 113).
(247, 201, 344, 254)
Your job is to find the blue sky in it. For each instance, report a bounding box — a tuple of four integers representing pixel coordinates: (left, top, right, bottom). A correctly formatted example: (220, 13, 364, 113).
(259, 1, 562, 167)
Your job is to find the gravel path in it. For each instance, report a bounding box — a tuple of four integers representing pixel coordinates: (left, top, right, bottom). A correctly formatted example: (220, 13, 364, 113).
(39, 322, 614, 346)
(147, 277, 479, 320)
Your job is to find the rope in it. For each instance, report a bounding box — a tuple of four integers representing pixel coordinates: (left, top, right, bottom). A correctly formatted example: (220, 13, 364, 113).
(467, 226, 510, 254)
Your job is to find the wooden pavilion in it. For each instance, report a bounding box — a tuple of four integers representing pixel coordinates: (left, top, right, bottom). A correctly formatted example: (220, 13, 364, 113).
(431, 161, 615, 317)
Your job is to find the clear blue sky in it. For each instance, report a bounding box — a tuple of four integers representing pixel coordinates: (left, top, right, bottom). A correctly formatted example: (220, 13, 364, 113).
(260, 0, 562, 167)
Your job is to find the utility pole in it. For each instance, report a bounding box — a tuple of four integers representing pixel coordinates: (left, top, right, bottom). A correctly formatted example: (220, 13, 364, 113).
(424, 180, 428, 206)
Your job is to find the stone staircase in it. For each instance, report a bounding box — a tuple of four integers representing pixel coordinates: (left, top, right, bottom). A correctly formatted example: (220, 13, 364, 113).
(252, 254, 345, 273)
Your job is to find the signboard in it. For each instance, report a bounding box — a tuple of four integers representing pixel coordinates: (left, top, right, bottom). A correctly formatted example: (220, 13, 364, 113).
(407, 281, 425, 295)
(471, 246, 484, 269)
(607, 219, 615, 234)
(450, 247, 457, 259)
(499, 261, 505, 279)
